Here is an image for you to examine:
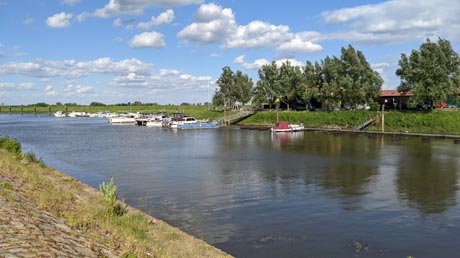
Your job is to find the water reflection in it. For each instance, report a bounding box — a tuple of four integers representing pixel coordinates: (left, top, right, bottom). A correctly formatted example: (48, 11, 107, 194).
(396, 141, 459, 214)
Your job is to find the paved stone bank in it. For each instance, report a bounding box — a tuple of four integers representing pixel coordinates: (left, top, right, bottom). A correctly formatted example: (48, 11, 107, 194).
(0, 176, 118, 258)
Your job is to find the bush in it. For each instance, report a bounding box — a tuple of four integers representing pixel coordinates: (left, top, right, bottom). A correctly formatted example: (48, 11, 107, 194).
(0, 137, 22, 159)
(99, 177, 127, 216)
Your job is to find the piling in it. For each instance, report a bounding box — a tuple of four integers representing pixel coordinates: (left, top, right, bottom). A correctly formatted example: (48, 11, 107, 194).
(48, 106, 52, 116)
(34, 107, 37, 115)
(9, 106, 12, 114)
(21, 106, 23, 115)
(65, 106, 68, 116)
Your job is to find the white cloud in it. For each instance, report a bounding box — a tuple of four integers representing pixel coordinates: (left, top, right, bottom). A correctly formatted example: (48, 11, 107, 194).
(63, 83, 94, 95)
(0, 82, 33, 90)
(77, 12, 90, 22)
(129, 31, 165, 48)
(113, 18, 136, 28)
(23, 17, 34, 25)
(138, 9, 174, 30)
(177, 3, 237, 44)
(94, 0, 203, 18)
(45, 85, 57, 96)
(321, 0, 460, 44)
(46, 12, 73, 28)
(233, 55, 304, 70)
(178, 3, 323, 54)
(0, 57, 153, 78)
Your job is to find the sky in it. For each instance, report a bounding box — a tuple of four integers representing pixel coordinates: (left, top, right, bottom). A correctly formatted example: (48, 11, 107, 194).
(0, 0, 459, 105)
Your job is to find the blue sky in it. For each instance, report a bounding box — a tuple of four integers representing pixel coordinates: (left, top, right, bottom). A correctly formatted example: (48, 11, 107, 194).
(1, 0, 459, 105)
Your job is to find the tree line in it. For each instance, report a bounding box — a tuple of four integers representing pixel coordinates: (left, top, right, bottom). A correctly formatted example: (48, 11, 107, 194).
(213, 39, 460, 110)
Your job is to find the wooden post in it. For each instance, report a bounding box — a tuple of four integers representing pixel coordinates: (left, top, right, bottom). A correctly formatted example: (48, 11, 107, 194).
(9, 106, 12, 114)
(65, 106, 68, 117)
(381, 103, 385, 133)
(21, 106, 24, 115)
(34, 106, 37, 115)
(48, 106, 52, 116)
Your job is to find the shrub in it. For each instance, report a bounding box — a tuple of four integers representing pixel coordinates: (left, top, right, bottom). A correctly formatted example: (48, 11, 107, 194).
(0, 137, 22, 159)
(99, 177, 127, 216)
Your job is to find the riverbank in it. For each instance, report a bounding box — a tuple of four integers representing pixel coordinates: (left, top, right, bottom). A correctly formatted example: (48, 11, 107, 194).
(0, 144, 231, 257)
(241, 109, 460, 135)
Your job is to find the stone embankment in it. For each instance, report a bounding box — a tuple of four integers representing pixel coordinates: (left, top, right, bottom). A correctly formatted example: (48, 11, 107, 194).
(0, 172, 118, 257)
(0, 150, 231, 258)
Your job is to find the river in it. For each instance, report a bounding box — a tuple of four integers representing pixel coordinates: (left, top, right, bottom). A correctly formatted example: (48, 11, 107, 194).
(1, 115, 460, 258)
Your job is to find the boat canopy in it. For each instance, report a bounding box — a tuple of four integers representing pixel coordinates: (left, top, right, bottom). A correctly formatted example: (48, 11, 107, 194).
(275, 121, 290, 129)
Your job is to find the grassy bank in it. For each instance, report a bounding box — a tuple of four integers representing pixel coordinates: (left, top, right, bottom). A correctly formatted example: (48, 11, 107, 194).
(0, 137, 231, 258)
(0, 105, 230, 121)
(243, 110, 460, 135)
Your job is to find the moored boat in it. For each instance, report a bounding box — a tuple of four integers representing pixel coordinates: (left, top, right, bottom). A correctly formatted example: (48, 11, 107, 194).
(271, 121, 304, 132)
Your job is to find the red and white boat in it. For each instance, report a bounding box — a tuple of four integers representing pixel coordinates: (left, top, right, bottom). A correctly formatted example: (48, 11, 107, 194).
(271, 121, 304, 132)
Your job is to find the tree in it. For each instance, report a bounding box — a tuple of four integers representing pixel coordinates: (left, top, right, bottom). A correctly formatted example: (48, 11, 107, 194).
(339, 45, 383, 109)
(255, 61, 280, 108)
(302, 61, 321, 109)
(278, 61, 304, 110)
(90, 102, 106, 106)
(213, 67, 254, 108)
(234, 70, 254, 105)
(396, 38, 460, 108)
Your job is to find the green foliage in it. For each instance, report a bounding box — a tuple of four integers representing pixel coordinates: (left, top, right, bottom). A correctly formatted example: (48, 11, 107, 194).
(245, 110, 460, 134)
(24, 151, 46, 168)
(89, 102, 106, 106)
(0, 137, 22, 159)
(99, 177, 127, 217)
(369, 102, 380, 111)
(121, 253, 137, 258)
(396, 38, 460, 107)
(255, 45, 382, 110)
(214, 66, 254, 107)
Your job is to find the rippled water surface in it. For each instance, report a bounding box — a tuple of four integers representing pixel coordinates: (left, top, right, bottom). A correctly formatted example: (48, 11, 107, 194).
(1, 115, 460, 257)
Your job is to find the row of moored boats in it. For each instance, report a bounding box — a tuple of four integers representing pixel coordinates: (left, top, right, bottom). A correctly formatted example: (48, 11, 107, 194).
(53, 111, 305, 132)
(54, 111, 220, 129)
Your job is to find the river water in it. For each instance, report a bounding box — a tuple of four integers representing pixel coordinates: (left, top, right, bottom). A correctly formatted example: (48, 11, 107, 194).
(1, 115, 460, 257)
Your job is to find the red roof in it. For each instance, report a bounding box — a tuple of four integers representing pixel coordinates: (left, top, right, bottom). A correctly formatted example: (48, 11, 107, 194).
(380, 90, 414, 97)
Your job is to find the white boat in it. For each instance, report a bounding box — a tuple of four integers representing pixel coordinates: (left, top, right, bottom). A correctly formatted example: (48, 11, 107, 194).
(108, 112, 137, 125)
(144, 113, 169, 127)
(169, 116, 199, 129)
(53, 111, 66, 118)
(271, 121, 304, 132)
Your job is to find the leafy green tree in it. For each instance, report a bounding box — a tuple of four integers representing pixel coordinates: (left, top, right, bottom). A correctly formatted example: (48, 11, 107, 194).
(396, 38, 460, 108)
(340, 45, 383, 109)
(234, 70, 254, 105)
(213, 67, 254, 108)
(302, 61, 322, 109)
(254, 61, 280, 108)
(90, 102, 106, 106)
(278, 61, 304, 110)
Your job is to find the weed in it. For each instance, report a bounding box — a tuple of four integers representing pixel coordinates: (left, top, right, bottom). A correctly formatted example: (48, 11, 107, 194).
(24, 151, 46, 168)
(99, 177, 127, 216)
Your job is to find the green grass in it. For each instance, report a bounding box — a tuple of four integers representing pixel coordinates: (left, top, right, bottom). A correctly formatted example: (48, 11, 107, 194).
(0, 142, 231, 258)
(243, 109, 460, 135)
(0, 104, 234, 121)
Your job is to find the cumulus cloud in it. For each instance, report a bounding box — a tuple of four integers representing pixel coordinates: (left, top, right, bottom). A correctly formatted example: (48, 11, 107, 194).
(45, 85, 57, 96)
(321, 0, 460, 44)
(138, 9, 174, 30)
(177, 3, 237, 44)
(94, 0, 203, 18)
(0, 82, 34, 90)
(178, 3, 323, 54)
(0, 57, 153, 78)
(113, 18, 136, 28)
(129, 31, 165, 48)
(64, 83, 94, 95)
(46, 12, 73, 28)
(233, 55, 304, 70)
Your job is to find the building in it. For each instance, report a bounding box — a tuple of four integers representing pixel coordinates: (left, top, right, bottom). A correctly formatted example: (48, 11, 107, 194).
(378, 90, 414, 110)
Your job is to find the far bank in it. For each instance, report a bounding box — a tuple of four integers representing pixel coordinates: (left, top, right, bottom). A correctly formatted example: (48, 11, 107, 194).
(240, 109, 460, 135)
